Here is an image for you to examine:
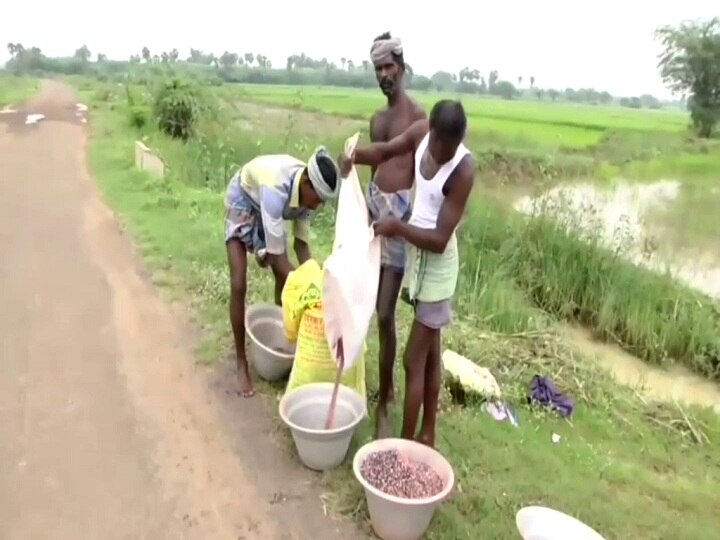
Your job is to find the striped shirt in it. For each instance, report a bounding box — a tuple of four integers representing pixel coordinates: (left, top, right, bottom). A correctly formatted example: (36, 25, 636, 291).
(238, 154, 312, 255)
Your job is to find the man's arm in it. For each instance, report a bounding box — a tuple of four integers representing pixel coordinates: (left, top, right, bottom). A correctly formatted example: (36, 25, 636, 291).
(394, 157, 475, 254)
(292, 217, 311, 264)
(267, 252, 294, 283)
(352, 119, 428, 168)
(294, 239, 311, 265)
(260, 187, 295, 284)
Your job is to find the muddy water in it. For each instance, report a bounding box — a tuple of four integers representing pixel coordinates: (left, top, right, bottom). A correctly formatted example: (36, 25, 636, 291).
(566, 326, 720, 412)
(513, 180, 720, 409)
(513, 179, 720, 299)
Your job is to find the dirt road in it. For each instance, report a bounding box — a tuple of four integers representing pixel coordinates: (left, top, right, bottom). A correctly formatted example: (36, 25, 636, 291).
(0, 81, 363, 539)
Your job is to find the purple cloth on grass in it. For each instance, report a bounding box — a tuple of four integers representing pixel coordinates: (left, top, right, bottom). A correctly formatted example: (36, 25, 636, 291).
(528, 375, 574, 418)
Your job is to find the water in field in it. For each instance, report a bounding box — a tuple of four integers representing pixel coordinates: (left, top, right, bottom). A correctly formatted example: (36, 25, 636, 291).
(513, 179, 720, 299)
(565, 326, 720, 412)
(514, 179, 720, 409)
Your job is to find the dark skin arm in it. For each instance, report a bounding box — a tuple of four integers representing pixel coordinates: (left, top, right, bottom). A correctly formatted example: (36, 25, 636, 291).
(294, 238, 311, 265)
(339, 119, 428, 175)
(268, 238, 310, 306)
(267, 251, 294, 305)
(374, 157, 475, 254)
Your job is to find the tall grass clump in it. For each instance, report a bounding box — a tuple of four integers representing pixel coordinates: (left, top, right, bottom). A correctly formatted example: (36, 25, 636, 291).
(457, 193, 720, 379)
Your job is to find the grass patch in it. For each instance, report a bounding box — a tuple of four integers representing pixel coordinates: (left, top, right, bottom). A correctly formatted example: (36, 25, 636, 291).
(79, 79, 720, 539)
(454, 198, 720, 378)
(0, 73, 38, 106)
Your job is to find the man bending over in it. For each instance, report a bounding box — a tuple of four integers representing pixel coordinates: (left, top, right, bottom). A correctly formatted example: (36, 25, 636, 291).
(224, 148, 339, 397)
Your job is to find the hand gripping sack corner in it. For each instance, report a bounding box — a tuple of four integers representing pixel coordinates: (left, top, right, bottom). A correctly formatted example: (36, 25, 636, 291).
(323, 133, 381, 370)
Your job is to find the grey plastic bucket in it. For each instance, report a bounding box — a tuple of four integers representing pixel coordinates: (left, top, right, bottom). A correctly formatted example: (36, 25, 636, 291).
(245, 303, 295, 381)
(279, 382, 367, 471)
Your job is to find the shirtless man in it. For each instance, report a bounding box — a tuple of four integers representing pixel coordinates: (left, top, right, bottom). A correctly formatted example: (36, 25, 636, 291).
(340, 100, 474, 447)
(366, 32, 426, 438)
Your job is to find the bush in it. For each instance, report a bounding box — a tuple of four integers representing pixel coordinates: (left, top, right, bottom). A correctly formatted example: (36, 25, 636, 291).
(128, 105, 150, 129)
(152, 78, 200, 140)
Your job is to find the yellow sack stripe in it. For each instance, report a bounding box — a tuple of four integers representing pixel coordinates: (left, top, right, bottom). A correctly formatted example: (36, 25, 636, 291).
(281, 260, 366, 399)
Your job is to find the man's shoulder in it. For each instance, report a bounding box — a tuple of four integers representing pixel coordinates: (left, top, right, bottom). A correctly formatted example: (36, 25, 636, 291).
(447, 154, 476, 190)
(408, 118, 430, 143)
(407, 97, 427, 119)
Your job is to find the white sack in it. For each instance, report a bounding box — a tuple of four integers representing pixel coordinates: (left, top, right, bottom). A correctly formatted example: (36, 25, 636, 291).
(322, 133, 381, 370)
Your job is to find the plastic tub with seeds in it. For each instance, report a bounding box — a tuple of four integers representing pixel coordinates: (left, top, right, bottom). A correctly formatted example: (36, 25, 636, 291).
(352, 438, 454, 540)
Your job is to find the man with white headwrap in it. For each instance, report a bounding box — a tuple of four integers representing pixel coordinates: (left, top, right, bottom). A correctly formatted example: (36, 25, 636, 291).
(224, 148, 340, 396)
(365, 32, 426, 438)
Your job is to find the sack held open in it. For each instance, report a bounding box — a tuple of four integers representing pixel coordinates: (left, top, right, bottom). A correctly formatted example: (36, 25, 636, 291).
(322, 133, 381, 371)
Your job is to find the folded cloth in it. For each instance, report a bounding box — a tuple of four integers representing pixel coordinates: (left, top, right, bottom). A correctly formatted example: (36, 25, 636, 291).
(528, 375, 574, 418)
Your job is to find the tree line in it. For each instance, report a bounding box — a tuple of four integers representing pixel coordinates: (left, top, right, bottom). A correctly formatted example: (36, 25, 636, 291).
(3, 42, 661, 109)
(5, 17, 719, 136)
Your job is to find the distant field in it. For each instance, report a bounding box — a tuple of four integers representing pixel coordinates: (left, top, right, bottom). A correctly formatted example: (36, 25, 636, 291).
(225, 84, 690, 150)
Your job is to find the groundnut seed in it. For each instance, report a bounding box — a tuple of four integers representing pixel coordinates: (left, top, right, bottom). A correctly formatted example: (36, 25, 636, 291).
(360, 449, 443, 499)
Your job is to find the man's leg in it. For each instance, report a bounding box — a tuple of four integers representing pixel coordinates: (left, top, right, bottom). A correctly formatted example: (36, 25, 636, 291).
(415, 300, 452, 447)
(227, 239, 254, 398)
(375, 266, 404, 438)
(417, 329, 442, 447)
(400, 319, 435, 441)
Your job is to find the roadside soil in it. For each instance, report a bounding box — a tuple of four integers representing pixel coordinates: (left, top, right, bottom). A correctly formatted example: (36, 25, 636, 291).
(0, 80, 364, 540)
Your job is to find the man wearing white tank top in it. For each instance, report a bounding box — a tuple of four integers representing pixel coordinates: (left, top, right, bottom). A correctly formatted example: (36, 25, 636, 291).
(339, 100, 474, 447)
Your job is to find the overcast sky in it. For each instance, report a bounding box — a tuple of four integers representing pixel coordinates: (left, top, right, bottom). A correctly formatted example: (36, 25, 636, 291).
(1, 1, 716, 99)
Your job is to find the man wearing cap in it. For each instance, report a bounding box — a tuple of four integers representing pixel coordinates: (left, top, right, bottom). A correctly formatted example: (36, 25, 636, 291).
(224, 147, 340, 397)
(366, 32, 426, 437)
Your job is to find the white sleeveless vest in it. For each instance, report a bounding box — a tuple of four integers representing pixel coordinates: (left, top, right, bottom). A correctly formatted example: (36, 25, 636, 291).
(409, 133, 471, 230)
(403, 133, 471, 303)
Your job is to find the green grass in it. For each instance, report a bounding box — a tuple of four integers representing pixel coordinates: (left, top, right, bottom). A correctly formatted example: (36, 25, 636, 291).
(458, 199, 720, 378)
(77, 78, 720, 540)
(0, 74, 38, 106)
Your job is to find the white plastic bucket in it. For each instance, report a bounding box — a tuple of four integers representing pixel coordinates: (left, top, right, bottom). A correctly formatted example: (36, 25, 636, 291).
(279, 382, 366, 471)
(353, 438, 454, 540)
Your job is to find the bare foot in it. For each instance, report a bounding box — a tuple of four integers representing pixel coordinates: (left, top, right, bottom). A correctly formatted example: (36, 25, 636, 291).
(236, 364, 255, 398)
(375, 405, 392, 439)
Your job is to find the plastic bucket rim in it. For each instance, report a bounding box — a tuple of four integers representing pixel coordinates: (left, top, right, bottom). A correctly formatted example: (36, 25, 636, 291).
(516, 506, 606, 540)
(245, 303, 295, 360)
(352, 438, 455, 507)
(279, 382, 367, 437)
